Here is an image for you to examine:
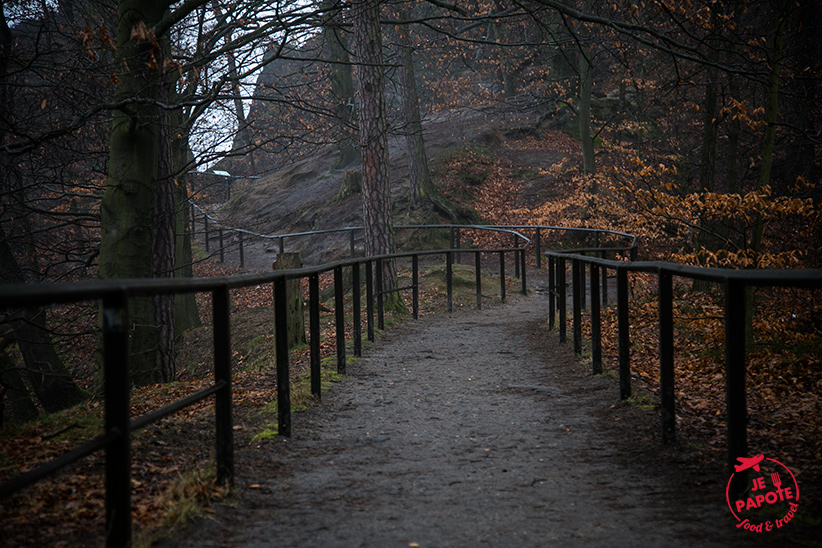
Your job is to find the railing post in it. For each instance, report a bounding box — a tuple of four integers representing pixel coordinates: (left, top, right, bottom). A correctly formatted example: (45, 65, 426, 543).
(513, 234, 520, 278)
(212, 286, 234, 487)
(353, 264, 362, 358)
(572, 259, 582, 354)
(376, 258, 384, 331)
(548, 255, 555, 330)
(590, 263, 602, 374)
(446, 250, 453, 313)
(725, 279, 748, 476)
(558, 257, 566, 343)
(309, 273, 321, 398)
(658, 269, 675, 444)
(579, 253, 586, 309)
(366, 259, 375, 342)
(102, 292, 131, 548)
(475, 250, 482, 310)
(219, 228, 225, 263)
(449, 226, 455, 262)
(617, 267, 631, 400)
(499, 251, 506, 301)
(412, 255, 419, 320)
(520, 249, 527, 295)
(239, 232, 245, 268)
(455, 227, 461, 265)
(334, 266, 346, 374)
(601, 252, 608, 304)
(273, 277, 291, 437)
(204, 215, 210, 252)
(535, 227, 541, 269)
(279, 236, 285, 254)
(349, 230, 356, 258)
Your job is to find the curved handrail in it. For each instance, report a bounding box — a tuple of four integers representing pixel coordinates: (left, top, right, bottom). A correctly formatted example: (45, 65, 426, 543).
(542, 248, 822, 492)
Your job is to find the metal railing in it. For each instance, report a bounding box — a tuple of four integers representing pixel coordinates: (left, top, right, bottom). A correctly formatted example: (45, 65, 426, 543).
(187, 201, 637, 272)
(0, 223, 566, 548)
(544, 250, 822, 481)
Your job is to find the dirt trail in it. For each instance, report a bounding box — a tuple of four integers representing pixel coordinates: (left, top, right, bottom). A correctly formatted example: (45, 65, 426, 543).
(163, 288, 766, 548)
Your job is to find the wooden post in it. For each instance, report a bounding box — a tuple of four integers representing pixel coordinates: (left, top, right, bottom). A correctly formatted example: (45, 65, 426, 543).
(272, 253, 306, 349)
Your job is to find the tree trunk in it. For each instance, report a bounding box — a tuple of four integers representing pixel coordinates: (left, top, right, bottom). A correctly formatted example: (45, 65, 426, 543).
(725, 75, 741, 194)
(693, 6, 721, 290)
(396, 14, 433, 206)
(490, 6, 516, 98)
(213, 0, 256, 174)
(170, 97, 202, 335)
(746, 0, 788, 344)
(174, 179, 202, 335)
(577, 45, 596, 178)
(323, 0, 358, 169)
(99, 0, 167, 385)
(15, 310, 87, 411)
(154, 66, 176, 383)
(0, 349, 38, 424)
(352, 0, 398, 299)
(0, 226, 84, 412)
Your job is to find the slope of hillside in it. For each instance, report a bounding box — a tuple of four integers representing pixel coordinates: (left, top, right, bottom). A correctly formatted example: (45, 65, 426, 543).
(215, 103, 563, 267)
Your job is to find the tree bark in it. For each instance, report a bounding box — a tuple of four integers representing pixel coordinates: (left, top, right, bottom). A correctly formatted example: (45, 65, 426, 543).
(0, 226, 84, 412)
(746, 0, 788, 344)
(352, 0, 397, 296)
(490, 4, 517, 98)
(693, 5, 721, 290)
(99, 0, 167, 385)
(323, 0, 358, 169)
(577, 44, 596, 178)
(154, 64, 176, 383)
(174, 178, 202, 335)
(0, 348, 38, 424)
(396, 14, 433, 206)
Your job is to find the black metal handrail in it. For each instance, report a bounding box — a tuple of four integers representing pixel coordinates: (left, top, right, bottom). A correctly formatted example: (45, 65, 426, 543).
(188, 201, 636, 271)
(0, 223, 562, 548)
(543, 249, 822, 482)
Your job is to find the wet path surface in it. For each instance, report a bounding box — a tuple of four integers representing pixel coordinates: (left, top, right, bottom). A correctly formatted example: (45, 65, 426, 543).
(165, 291, 761, 548)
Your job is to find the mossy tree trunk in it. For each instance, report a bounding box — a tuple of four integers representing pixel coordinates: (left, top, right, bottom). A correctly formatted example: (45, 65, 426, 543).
(99, 0, 167, 385)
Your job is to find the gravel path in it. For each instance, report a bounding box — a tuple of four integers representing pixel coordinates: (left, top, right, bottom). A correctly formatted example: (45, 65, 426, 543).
(164, 289, 763, 548)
